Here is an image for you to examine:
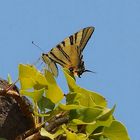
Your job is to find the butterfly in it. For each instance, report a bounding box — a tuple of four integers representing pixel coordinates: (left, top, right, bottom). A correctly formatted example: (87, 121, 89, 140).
(42, 26, 95, 77)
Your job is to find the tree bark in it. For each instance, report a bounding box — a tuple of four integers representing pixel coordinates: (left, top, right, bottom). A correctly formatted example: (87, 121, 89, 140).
(0, 78, 35, 140)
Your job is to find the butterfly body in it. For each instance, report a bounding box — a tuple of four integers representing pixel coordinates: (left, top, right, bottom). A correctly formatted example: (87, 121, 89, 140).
(42, 26, 95, 77)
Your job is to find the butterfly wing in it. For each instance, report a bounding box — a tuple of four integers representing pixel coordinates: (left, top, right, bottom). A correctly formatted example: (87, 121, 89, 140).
(78, 27, 94, 52)
(42, 54, 58, 77)
(56, 26, 94, 54)
(42, 26, 94, 77)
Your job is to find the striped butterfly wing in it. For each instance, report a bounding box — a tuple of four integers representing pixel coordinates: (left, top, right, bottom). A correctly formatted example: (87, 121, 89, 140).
(78, 27, 95, 52)
(42, 54, 59, 77)
(42, 26, 94, 77)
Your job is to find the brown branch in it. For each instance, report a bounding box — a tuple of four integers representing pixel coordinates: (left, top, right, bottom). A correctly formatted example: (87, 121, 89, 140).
(46, 116, 69, 133)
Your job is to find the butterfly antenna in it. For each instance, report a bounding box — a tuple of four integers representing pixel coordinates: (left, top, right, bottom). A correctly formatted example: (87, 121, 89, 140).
(32, 41, 44, 67)
(32, 41, 44, 52)
(84, 69, 96, 74)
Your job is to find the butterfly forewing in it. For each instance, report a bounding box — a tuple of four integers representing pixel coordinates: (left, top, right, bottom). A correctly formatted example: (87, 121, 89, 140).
(42, 26, 95, 77)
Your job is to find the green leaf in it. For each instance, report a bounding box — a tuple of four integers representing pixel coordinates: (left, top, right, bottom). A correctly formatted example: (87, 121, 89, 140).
(65, 130, 77, 140)
(18, 64, 37, 89)
(34, 111, 50, 117)
(72, 119, 96, 125)
(66, 91, 107, 111)
(63, 69, 107, 107)
(7, 74, 12, 84)
(59, 103, 83, 110)
(67, 124, 78, 132)
(38, 96, 55, 112)
(45, 70, 57, 85)
(99, 136, 110, 140)
(20, 77, 35, 89)
(41, 127, 65, 139)
(20, 88, 45, 102)
(40, 128, 54, 140)
(85, 105, 115, 135)
(45, 85, 64, 103)
(62, 124, 87, 140)
(66, 92, 96, 108)
(63, 68, 79, 91)
(63, 68, 76, 81)
(103, 121, 130, 140)
(44, 70, 64, 103)
(77, 107, 103, 123)
(34, 71, 48, 88)
(53, 128, 64, 138)
(97, 105, 116, 121)
(18, 64, 36, 89)
(69, 106, 103, 124)
(76, 89, 106, 107)
(18, 64, 48, 90)
(76, 133, 88, 140)
(86, 116, 113, 136)
(19, 64, 37, 79)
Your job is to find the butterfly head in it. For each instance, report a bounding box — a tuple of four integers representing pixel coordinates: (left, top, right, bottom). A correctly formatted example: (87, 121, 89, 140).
(69, 61, 85, 78)
(69, 61, 94, 78)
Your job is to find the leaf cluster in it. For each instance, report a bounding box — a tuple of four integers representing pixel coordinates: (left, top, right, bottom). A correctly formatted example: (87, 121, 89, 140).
(17, 64, 130, 140)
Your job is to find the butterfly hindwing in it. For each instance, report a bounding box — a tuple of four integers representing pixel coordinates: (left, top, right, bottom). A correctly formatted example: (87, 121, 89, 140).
(42, 54, 58, 77)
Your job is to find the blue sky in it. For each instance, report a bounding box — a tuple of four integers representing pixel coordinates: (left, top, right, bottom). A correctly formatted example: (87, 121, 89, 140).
(0, 0, 139, 139)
